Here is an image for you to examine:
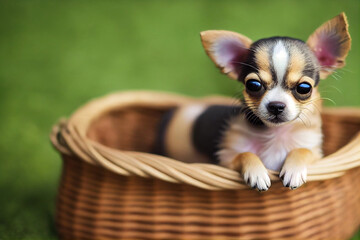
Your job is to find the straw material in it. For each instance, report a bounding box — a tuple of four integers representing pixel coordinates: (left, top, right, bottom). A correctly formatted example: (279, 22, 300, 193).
(51, 91, 360, 239)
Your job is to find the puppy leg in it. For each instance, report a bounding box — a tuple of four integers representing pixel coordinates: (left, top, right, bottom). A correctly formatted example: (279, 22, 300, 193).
(280, 148, 316, 190)
(230, 152, 271, 191)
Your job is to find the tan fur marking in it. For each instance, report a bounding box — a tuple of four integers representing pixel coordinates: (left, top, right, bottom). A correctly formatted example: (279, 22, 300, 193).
(286, 148, 317, 165)
(307, 89, 323, 120)
(255, 47, 273, 86)
(230, 152, 263, 173)
(300, 76, 315, 87)
(287, 47, 306, 86)
(258, 70, 273, 86)
(245, 73, 260, 82)
(297, 88, 323, 135)
(243, 91, 265, 111)
(165, 105, 210, 163)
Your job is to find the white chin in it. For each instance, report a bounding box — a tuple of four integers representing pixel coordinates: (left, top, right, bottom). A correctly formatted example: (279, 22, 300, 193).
(262, 116, 290, 126)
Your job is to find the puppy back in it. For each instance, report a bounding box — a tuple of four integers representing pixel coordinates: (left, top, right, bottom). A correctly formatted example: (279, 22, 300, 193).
(155, 104, 241, 163)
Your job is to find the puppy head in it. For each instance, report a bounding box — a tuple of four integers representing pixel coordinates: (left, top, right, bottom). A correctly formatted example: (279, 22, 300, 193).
(201, 13, 351, 126)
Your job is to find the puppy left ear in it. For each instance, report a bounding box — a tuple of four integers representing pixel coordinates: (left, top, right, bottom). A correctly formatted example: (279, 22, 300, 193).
(200, 30, 252, 80)
(307, 12, 351, 79)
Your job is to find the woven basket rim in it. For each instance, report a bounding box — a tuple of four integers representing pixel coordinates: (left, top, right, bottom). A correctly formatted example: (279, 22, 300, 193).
(50, 90, 360, 190)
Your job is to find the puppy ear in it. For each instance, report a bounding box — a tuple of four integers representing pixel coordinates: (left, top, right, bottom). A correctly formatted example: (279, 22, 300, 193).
(307, 12, 351, 79)
(200, 30, 252, 80)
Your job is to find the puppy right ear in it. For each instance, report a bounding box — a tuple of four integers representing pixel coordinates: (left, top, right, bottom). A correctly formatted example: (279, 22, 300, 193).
(200, 30, 252, 80)
(307, 13, 351, 79)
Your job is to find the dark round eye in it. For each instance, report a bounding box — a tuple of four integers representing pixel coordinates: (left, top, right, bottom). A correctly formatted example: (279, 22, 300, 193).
(246, 80, 262, 92)
(296, 82, 312, 95)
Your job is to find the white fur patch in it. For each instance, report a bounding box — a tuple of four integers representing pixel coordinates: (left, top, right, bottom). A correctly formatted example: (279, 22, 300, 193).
(218, 115, 323, 171)
(242, 162, 271, 191)
(258, 86, 298, 123)
(280, 164, 307, 189)
(272, 41, 289, 82)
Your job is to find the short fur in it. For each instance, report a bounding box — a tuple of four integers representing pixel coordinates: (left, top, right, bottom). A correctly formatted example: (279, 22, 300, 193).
(155, 13, 351, 191)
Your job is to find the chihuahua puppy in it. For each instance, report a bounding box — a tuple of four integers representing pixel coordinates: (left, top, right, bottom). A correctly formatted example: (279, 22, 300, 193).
(156, 13, 351, 191)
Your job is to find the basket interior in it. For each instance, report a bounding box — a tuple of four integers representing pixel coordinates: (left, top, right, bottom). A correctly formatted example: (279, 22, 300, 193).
(87, 107, 169, 153)
(87, 106, 360, 157)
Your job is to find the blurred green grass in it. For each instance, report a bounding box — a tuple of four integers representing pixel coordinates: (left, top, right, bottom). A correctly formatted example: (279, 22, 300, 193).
(0, 0, 359, 239)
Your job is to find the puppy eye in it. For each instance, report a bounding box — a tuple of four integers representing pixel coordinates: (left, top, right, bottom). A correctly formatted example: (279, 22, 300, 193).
(296, 82, 312, 95)
(246, 80, 263, 92)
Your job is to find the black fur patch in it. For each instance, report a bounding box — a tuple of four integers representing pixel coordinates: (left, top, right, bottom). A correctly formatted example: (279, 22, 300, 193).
(192, 105, 242, 163)
(154, 108, 176, 155)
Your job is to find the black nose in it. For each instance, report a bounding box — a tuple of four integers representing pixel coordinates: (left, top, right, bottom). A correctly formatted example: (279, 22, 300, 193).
(267, 101, 286, 115)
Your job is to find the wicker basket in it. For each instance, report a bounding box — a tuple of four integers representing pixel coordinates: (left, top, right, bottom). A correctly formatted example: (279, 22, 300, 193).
(50, 91, 360, 240)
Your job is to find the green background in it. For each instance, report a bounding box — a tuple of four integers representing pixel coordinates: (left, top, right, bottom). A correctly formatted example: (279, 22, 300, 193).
(0, 0, 359, 239)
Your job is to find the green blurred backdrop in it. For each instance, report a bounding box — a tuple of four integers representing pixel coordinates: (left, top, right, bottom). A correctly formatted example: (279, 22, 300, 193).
(0, 0, 359, 239)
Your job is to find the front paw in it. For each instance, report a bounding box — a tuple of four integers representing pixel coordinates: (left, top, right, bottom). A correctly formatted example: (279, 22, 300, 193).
(228, 152, 271, 192)
(243, 165, 271, 192)
(279, 165, 307, 190)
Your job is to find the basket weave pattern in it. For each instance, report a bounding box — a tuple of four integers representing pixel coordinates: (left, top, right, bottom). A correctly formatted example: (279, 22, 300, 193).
(51, 91, 360, 239)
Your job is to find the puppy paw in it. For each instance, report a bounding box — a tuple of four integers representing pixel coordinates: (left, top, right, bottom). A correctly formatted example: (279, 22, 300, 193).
(279, 165, 307, 190)
(229, 152, 271, 192)
(243, 165, 271, 192)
